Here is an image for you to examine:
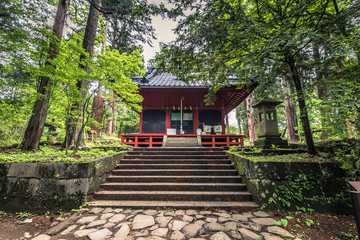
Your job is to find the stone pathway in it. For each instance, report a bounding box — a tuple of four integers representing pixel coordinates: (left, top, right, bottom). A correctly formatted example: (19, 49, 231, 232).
(33, 208, 296, 240)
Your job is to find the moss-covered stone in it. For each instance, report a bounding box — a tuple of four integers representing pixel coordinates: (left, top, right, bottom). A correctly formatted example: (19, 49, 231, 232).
(8, 177, 33, 198)
(0, 151, 126, 211)
(38, 164, 57, 178)
(228, 151, 352, 214)
(0, 164, 9, 195)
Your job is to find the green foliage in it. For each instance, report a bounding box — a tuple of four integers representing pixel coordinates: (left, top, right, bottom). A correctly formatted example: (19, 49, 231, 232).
(226, 126, 238, 134)
(71, 201, 92, 213)
(117, 104, 140, 134)
(340, 231, 358, 240)
(156, 0, 360, 149)
(269, 177, 346, 212)
(275, 216, 293, 227)
(334, 141, 360, 179)
(0, 146, 127, 163)
(94, 48, 144, 112)
(16, 211, 34, 219)
(235, 151, 328, 162)
(0, 211, 7, 219)
(0, 0, 57, 147)
(101, 0, 164, 54)
(305, 218, 314, 227)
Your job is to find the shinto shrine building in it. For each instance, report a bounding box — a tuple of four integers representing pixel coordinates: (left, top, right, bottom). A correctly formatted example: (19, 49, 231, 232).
(119, 68, 258, 147)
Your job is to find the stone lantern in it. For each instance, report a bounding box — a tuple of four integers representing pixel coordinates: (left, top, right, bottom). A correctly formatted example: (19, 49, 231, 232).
(253, 99, 288, 148)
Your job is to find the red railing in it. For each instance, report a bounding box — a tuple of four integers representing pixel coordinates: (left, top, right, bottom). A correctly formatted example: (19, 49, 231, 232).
(200, 135, 245, 147)
(119, 134, 246, 147)
(119, 134, 164, 147)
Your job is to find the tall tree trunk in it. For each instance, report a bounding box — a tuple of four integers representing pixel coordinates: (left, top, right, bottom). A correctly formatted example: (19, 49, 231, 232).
(281, 77, 299, 143)
(21, 0, 69, 151)
(64, 0, 102, 149)
(90, 21, 108, 137)
(106, 91, 113, 136)
(246, 93, 256, 144)
(106, 117, 113, 135)
(285, 54, 317, 155)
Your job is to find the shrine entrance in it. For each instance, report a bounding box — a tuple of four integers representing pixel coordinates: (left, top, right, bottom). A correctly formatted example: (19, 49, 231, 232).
(170, 110, 194, 135)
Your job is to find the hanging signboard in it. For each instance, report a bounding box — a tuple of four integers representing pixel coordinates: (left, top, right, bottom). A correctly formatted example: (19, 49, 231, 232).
(183, 112, 193, 121)
(171, 112, 181, 121)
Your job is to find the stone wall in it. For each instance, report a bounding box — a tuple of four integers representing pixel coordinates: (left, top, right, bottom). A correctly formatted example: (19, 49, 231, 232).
(228, 152, 352, 214)
(0, 152, 125, 211)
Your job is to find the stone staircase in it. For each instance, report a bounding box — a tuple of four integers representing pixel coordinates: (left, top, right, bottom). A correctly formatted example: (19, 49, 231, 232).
(164, 137, 200, 147)
(92, 147, 258, 209)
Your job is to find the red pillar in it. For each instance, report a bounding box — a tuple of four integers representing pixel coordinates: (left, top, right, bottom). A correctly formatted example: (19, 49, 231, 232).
(222, 108, 226, 134)
(139, 111, 143, 134)
(193, 108, 199, 134)
(166, 108, 171, 133)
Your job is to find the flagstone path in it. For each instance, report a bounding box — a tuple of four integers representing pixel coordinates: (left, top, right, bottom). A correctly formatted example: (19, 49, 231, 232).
(32, 207, 297, 240)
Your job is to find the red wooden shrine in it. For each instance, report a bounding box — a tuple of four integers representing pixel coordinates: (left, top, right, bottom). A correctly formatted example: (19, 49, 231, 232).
(119, 69, 257, 147)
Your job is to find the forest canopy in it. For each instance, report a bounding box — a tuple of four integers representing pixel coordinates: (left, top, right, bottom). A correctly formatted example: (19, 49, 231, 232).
(0, 0, 359, 154)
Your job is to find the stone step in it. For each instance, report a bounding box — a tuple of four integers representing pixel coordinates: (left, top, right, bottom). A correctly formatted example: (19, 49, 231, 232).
(133, 147, 223, 152)
(166, 137, 198, 141)
(119, 159, 232, 164)
(91, 200, 259, 209)
(166, 137, 198, 142)
(94, 190, 253, 201)
(106, 175, 242, 183)
(116, 164, 234, 169)
(165, 144, 200, 147)
(124, 155, 228, 159)
(127, 151, 227, 155)
(100, 182, 247, 191)
(110, 169, 239, 176)
(92, 147, 257, 209)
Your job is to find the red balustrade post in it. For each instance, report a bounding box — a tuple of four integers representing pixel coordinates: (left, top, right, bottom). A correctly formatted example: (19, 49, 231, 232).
(135, 136, 138, 147)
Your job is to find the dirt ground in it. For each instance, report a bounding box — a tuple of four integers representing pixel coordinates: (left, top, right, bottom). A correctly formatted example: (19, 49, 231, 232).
(271, 211, 358, 240)
(0, 210, 358, 240)
(0, 214, 52, 240)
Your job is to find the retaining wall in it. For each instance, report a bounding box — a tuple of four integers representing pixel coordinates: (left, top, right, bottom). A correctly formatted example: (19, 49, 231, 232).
(228, 152, 352, 214)
(0, 152, 125, 211)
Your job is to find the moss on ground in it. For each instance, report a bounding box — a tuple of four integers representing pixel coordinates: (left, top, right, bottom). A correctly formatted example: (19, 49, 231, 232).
(231, 152, 331, 163)
(0, 146, 127, 163)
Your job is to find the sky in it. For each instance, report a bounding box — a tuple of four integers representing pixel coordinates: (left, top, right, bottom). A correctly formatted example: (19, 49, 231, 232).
(141, 0, 239, 129)
(142, 0, 177, 65)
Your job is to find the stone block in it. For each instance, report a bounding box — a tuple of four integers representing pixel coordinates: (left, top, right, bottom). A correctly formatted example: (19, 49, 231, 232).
(59, 163, 91, 178)
(291, 162, 325, 180)
(37, 178, 66, 197)
(65, 178, 88, 195)
(0, 164, 9, 195)
(254, 162, 290, 180)
(320, 162, 347, 178)
(7, 163, 39, 178)
(7, 177, 37, 197)
(87, 174, 107, 194)
(38, 163, 60, 178)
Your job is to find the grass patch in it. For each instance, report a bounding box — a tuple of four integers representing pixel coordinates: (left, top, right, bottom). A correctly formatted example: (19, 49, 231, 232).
(232, 152, 332, 162)
(87, 136, 124, 148)
(0, 146, 127, 163)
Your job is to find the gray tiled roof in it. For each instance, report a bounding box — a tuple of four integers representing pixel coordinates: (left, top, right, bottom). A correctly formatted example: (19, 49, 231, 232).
(134, 68, 239, 88)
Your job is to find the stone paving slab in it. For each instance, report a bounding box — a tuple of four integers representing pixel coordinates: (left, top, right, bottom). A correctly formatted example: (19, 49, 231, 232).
(38, 209, 296, 240)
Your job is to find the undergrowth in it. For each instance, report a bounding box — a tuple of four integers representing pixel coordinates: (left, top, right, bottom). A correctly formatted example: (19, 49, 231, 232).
(0, 146, 127, 163)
